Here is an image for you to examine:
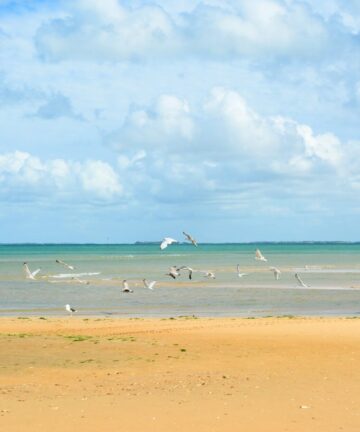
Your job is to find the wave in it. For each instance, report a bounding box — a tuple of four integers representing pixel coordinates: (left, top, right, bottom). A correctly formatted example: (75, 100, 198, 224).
(50, 272, 101, 279)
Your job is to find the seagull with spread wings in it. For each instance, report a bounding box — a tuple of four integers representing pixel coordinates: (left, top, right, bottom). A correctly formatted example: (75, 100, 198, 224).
(166, 266, 180, 279)
(255, 249, 268, 262)
(178, 266, 194, 280)
(183, 231, 198, 247)
(23, 262, 41, 280)
(143, 279, 157, 290)
(160, 237, 178, 250)
(236, 265, 248, 278)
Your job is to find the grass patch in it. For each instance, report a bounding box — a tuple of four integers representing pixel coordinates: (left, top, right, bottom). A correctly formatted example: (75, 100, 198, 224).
(5, 333, 32, 338)
(17, 317, 29, 320)
(180, 348, 187, 352)
(107, 336, 136, 342)
(39, 317, 47, 320)
(64, 335, 93, 342)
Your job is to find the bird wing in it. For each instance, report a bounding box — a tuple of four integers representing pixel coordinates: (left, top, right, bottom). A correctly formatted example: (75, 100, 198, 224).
(123, 280, 129, 290)
(23, 263, 32, 278)
(255, 249, 262, 259)
(183, 231, 190, 240)
(160, 238, 177, 249)
(148, 281, 156, 290)
(31, 268, 41, 278)
(160, 239, 169, 250)
(183, 232, 198, 246)
(56, 259, 74, 270)
(237, 264, 240, 274)
(295, 273, 307, 287)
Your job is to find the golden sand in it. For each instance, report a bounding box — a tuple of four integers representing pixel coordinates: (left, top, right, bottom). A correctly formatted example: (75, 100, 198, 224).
(0, 316, 359, 431)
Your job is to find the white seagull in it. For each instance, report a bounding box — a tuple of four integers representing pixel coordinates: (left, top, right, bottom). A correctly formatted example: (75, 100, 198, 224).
(236, 265, 248, 278)
(23, 262, 41, 280)
(160, 237, 178, 250)
(183, 231, 198, 247)
(122, 280, 133, 293)
(166, 266, 181, 279)
(178, 266, 194, 280)
(143, 279, 157, 290)
(200, 271, 216, 279)
(65, 304, 77, 315)
(269, 266, 281, 280)
(56, 259, 75, 270)
(295, 273, 309, 288)
(255, 249, 267, 262)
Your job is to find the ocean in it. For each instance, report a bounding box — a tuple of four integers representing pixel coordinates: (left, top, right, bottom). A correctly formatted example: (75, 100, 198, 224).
(1, 243, 360, 317)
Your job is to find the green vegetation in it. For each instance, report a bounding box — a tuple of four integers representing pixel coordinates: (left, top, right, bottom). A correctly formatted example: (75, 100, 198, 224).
(63, 335, 93, 342)
(5, 333, 32, 338)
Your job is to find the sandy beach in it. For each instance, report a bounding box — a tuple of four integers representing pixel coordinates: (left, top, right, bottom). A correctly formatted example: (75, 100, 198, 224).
(0, 316, 360, 431)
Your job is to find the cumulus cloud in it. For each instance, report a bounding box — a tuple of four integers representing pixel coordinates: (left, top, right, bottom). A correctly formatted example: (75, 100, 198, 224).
(34, 0, 336, 62)
(35, 1, 179, 62)
(1, 0, 360, 240)
(0, 151, 123, 202)
(105, 87, 353, 210)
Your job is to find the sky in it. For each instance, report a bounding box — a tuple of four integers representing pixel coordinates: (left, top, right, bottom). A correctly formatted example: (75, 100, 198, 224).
(1, 0, 360, 243)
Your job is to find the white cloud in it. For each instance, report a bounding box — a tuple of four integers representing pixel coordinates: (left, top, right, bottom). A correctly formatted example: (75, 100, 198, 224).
(297, 124, 343, 167)
(0, 151, 123, 201)
(110, 94, 194, 151)
(105, 87, 351, 209)
(33, 0, 333, 62)
(78, 160, 123, 199)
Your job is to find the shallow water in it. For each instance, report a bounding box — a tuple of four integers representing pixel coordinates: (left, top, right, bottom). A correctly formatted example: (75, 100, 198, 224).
(1, 243, 360, 317)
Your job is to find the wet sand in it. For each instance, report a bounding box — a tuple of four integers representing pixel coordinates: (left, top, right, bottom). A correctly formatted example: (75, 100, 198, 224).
(0, 317, 360, 431)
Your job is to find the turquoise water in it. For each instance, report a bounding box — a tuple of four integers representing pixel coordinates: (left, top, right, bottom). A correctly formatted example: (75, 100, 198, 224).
(1, 243, 360, 317)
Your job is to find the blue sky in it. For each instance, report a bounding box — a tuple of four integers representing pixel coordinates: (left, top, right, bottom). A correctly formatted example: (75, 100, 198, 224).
(1, 0, 360, 242)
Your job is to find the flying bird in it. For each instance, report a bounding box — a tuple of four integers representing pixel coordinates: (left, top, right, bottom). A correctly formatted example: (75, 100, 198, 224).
(122, 280, 133, 293)
(295, 273, 309, 288)
(65, 304, 77, 315)
(269, 267, 281, 280)
(255, 249, 267, 262)
(166, 266, 181, 279)
(23, 262, 41, 280)
(160, 237, 178, 250)
(200, 271, 216, 279)
(183, 231, 198, 247)
(143, 279, 157, 290)
(178, 266, 194, 280)
(236, 265, 248, 278)
(56, 259, 75, 270)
